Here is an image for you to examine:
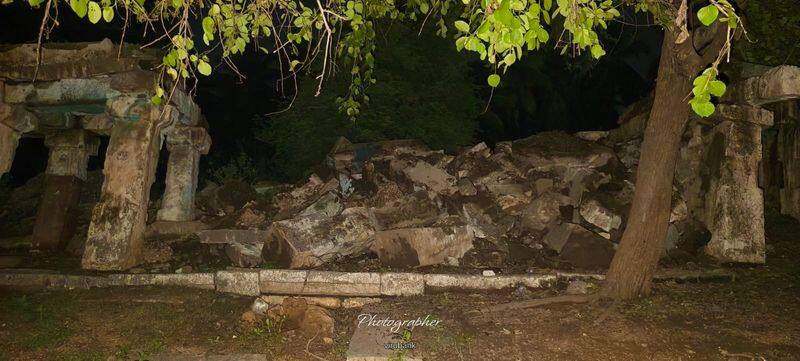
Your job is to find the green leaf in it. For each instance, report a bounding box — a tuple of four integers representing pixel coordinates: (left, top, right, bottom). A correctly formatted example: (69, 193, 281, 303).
(543, 0, 552, 11)
(590, 44, 606, 59)
(202, 17, 215, 34)
(197, 61, 212, 76)
(454, 20, 470, 33)
(69, 0, 88, 18)
(503, 52, 516, 66)
(697, 5, 719, 26)
(151, 95, 162, 106)
(708, 80, 727, 97)
(87, 1, 101, 23)
(102, 6, 114, 22)
(487, 74, 501, 87)
(691, 100, 715, 117)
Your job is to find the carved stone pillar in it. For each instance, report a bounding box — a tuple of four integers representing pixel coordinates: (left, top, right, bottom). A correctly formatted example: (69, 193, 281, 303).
(82, 104, 165, 270)
(703, 105, 773, 264)
(157, 126, 211, 222)
(778, 101, 800, 220)
(32, 130, 99, 251)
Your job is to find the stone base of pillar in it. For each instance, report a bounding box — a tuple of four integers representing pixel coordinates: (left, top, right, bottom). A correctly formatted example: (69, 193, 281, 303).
(32, 175, 83, 251)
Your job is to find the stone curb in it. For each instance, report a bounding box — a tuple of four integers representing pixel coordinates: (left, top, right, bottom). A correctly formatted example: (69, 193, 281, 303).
(0, 268, 732, 295)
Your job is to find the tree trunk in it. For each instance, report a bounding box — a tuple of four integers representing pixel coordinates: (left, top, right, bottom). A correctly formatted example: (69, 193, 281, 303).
(602, 27, 718, 299)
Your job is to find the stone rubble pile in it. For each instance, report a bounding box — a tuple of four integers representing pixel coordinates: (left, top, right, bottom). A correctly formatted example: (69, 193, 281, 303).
(201, 134, 655, 271)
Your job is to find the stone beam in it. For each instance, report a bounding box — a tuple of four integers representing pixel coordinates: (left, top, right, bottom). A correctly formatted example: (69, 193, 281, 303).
(724, 65, 800, 106)
(32, 130, 99, 251)
(703, 110, 770, 264)
(157, 126, 211, 222)
(82, 106, 163, 270)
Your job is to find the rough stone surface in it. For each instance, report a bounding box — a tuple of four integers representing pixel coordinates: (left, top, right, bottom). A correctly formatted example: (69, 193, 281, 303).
(380, 273, 424, 296)
(559, 226, 616, 270)
(107, 273, 215, 289)
(215, 270, 260, 296)
(262, 208, 375, 269)
(371, 226, 475, 268)
(31, 176, 83, 251)
(199, 229, 268, 267)
(158, 126, 211, 221)
(704, 120, 767, 263)
(83, 114, 162, 271)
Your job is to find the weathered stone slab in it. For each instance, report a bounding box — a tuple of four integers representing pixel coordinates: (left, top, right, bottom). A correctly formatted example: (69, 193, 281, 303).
(402, 160, 457, 194)
(259, 269, 309, 294)
(371, 226, 475, 268)
(303, 271, 381, 296)
(262, 208, 376, 269)
(380, 273, 424, 296)
(0, 271, 109, 290)
(108, 273, 215, 289)
(725, 65, 800, 106)
(423, 274, 556, 292)
(215, 270, 260, 296)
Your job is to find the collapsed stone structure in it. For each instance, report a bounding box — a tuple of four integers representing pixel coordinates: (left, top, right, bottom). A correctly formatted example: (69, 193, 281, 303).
(204, 64, 800, 271)
(0, 39, 210, 270)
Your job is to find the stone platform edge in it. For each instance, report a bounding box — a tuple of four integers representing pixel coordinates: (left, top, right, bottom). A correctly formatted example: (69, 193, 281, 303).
(0, 268, 732, 296)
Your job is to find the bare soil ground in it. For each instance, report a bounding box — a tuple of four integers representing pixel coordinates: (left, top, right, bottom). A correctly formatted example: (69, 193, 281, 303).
(1, 213, 798, 361)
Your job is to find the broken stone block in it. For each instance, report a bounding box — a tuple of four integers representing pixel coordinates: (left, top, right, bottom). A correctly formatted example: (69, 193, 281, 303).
(579, 196, 623, 233)
(402, 160, 457, 194)
(371, 226, 475, 268)
(512, 131, 615, 171)
(262, 208, 376, 268)
(259, 269, 309, 294)
(457, 177, 477, 196)
(521, 191, 569, 231)
(198, 229, 269, 268)
(559, 225, 615, 270)
(298, 192, 342, 218)
(31, 176, 83, 251)
(369, 191, 440, 230)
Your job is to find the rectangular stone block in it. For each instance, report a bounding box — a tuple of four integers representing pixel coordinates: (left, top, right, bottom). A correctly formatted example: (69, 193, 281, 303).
(107, 273, 215, 290)
(380, 273, 424, 296)
(423, 274, 555, 292)
(303, 271, 381, 296)
(259, 269, 309, 294)
(216, 270, 260, 296)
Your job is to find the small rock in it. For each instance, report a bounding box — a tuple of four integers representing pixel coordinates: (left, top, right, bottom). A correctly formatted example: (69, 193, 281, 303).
(482, 270, 496, 277)
(323, 337, 334, 345)
(565, 280, 593, 295)
(251, 298, 270, 315)
(241, 310, 258, 323)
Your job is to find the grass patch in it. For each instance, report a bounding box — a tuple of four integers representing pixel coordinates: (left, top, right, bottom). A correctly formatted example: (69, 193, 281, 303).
(0, 294, 75, 351)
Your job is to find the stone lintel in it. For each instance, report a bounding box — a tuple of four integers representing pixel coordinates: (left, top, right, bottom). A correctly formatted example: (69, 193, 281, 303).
(725, 65, 800, 106)
(712, 104, 774, 128)
(81, 114, 115, 135)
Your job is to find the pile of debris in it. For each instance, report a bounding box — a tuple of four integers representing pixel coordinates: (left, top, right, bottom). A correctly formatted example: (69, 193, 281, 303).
(198, 132, 679, 271)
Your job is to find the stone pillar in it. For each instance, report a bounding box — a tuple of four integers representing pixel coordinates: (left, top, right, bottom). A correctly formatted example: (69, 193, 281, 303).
(778, 101, 800, 220)
(1, 81, 37, 176)
(703, 105, 773, 264)
(157, 126, 211, 221)
(32, 130, 99, 251)
(82, 105, 164, 270)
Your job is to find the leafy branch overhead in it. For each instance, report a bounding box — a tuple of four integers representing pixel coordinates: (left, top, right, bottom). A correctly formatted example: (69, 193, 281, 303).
(13, 0, 744, 118)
